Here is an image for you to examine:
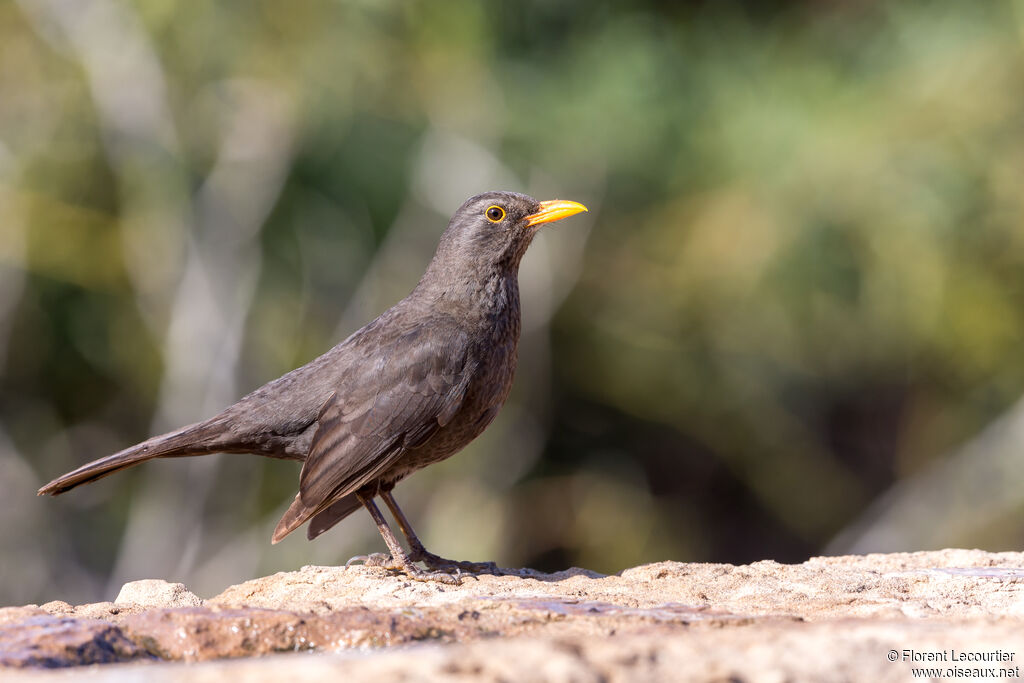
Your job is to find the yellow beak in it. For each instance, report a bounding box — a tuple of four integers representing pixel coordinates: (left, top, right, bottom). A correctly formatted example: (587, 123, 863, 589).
(525, 199, 588, 227)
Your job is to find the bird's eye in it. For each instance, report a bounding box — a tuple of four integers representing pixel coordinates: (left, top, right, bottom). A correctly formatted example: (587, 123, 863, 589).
(485, 205, 506, 223)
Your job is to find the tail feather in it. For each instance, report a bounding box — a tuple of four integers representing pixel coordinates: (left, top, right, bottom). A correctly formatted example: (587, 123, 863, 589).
(272, 492, 363, 544)
(272, 493, 312, 544)
(306, 493, 362, 540)
(37, 421, 228, 496)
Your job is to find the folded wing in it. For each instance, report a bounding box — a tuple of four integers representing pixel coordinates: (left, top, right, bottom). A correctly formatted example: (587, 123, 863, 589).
(272, 322, 473, 542)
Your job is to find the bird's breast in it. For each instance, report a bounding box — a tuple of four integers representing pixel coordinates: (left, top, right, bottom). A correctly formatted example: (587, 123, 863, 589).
(449, 330, 519, 437)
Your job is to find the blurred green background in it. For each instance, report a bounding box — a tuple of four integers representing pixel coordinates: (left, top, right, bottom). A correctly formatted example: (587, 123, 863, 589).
(4, 0, 1024, 606)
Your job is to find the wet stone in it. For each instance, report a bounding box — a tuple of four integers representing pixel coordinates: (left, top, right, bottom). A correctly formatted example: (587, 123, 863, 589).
(119, 605, 525, 661)
(0, 616, 149, 668)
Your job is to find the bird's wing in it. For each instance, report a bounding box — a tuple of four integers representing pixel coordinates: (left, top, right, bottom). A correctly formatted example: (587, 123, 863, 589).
(272, 322, 473, 541)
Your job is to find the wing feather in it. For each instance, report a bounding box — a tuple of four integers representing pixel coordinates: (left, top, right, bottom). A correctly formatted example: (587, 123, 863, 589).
(272, 321, 472, 541)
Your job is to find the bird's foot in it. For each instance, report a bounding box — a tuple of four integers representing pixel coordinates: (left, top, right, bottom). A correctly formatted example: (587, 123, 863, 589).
(345, 552, 462, 585)
(409, 548, 500, 575)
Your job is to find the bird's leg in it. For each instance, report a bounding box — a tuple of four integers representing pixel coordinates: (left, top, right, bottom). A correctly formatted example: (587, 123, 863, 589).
(380, 490, 499, 574)
(352, 493, 459, 584)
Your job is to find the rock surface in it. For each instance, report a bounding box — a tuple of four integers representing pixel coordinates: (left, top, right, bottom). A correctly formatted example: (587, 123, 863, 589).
(115, 580, 202, 609)
(2, 550, 1024, 681)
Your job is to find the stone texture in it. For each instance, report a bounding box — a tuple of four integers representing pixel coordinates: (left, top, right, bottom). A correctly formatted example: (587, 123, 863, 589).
(3, 549, 1024, 680)
(115, 580, 202, 609)
(0, 616, 149, 668)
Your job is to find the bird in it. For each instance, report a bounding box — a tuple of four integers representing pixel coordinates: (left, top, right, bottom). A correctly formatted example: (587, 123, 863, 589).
(38, 191, 587, 583)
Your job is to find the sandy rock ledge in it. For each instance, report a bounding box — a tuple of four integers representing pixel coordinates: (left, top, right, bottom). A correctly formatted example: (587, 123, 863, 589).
(3, 549, 1024, 681)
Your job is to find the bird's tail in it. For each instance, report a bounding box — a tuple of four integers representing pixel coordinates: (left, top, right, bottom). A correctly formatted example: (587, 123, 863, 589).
(271, 492, 362, 544)
(306, 493, 362, 540)
(271, 493, 311, 544)
(37, 421, 230, 496)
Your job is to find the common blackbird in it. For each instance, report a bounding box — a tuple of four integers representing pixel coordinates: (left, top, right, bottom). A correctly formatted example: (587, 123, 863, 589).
(38, 191, 587, 583)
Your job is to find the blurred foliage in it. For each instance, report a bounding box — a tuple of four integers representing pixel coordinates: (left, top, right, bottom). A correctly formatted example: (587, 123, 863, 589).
(3, 0, 1024, 605)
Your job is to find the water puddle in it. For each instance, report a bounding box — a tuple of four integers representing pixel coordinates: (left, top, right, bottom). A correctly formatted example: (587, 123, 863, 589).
(503, 598, 748, 623)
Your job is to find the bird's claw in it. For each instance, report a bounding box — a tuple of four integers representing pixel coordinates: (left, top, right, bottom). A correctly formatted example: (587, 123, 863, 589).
(345, 552, 463, 584)
(402, 564, 462, 585)
(410, 549, 498, 576)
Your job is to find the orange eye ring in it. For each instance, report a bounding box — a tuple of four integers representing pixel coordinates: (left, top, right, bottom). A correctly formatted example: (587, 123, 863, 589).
(485, 205, 506, 223)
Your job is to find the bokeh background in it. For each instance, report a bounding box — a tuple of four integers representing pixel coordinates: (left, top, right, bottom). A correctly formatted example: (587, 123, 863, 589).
(3, 0, 1024, 606)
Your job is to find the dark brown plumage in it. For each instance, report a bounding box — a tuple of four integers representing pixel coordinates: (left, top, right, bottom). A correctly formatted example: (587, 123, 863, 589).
(38, 191, 587, 582)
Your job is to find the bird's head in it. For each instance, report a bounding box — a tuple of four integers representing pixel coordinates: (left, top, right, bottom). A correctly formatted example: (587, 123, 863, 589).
(428, 191, 588, 280)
